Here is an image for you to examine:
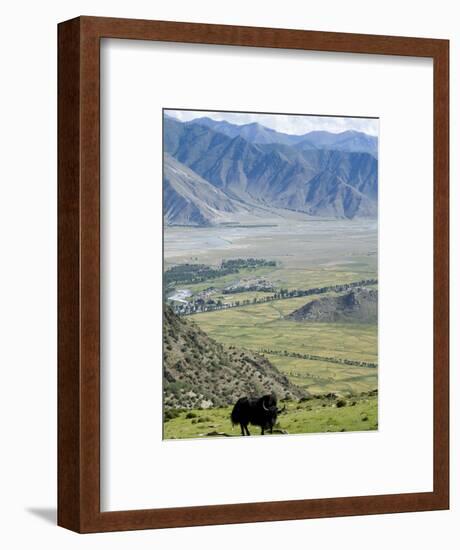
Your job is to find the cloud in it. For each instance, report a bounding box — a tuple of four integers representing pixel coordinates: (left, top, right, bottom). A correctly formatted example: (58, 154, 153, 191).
(165, 109, 379, 137)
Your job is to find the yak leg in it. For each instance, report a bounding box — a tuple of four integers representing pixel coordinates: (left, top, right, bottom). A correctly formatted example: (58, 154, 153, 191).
(245, 425, 251, 436)
(261, 427, 265, 435)
(240, 423, 245, 436)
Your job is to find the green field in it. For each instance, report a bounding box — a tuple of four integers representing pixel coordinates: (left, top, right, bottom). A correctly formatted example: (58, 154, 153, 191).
(265, 265, 376, 290)
(267, 356, 377, 394)
(191, 298, 377, 396)
(164, 393, 378, 439)
(192, 297, 378, 361)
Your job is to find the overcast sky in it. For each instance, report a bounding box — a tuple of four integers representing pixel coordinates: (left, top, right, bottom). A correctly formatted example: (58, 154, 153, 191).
(166, 109, 379, 136)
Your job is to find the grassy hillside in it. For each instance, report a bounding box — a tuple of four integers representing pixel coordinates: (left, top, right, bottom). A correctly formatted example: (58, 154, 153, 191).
(164, 391, 378, 439)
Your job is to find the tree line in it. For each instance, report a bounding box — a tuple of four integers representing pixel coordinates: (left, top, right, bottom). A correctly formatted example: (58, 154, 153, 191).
(259, 348, 378, 369)
(172, 278, 378, 316)
(165, 258, 276, 287)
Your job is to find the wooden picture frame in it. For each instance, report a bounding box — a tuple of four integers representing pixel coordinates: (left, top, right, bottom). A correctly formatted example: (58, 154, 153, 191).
(58, 16, 449, 533)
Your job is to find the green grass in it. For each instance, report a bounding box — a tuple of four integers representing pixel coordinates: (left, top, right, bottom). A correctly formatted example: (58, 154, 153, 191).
(164, 394, 378, 439)
(266, 266, 376, 290)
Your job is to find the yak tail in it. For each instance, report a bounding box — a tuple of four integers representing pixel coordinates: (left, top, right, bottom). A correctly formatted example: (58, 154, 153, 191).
(230, 397, 247, 425)
(230, 408, 239, 426)
(230, 400, 243, 426)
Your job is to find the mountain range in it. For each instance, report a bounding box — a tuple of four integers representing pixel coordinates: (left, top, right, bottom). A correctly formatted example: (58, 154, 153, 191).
(182, 115, 378, 156)
(163, 114, 378, 226)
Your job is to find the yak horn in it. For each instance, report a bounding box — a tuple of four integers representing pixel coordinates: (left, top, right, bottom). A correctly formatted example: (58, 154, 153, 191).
(262, 400, 269, 411)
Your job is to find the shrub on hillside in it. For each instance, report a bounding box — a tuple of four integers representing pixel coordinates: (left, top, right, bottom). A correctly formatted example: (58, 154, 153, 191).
(164, 409, 181, 422)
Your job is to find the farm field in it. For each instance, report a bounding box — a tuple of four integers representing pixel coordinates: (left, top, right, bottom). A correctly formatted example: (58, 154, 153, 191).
(193, 299, 378, 361)
(164, 392, 378, 439)
(192, 301, 378, 395)
(264, 264, 376, 291)
(264, 355, 377, 395)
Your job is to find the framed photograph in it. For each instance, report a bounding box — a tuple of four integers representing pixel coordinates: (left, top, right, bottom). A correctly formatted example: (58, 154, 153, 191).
(162, 107, 380, 440)
(58, 16, 449, 532)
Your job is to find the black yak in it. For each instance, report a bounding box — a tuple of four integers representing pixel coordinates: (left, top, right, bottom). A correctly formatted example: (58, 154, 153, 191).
(230, 394, 286, 436)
